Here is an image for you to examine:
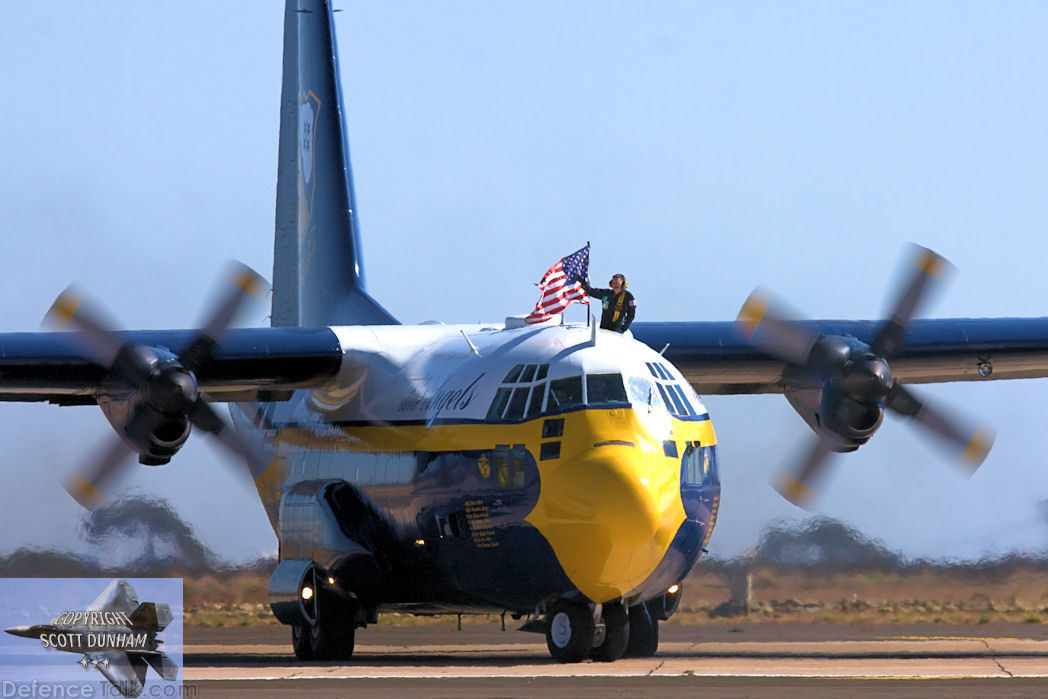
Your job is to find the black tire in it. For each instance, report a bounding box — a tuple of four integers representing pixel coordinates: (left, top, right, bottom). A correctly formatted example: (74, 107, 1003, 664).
(307, 591, 357, 661)
(308, 611, 356, 661)
(624, 603, 659, 657)
(591, 603, 629, 662)
(291, 623, 313, 661)
(545, 601, 595, 663)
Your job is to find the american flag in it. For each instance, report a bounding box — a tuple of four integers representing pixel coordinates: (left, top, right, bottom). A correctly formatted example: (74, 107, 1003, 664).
(525, 244, 590, 324)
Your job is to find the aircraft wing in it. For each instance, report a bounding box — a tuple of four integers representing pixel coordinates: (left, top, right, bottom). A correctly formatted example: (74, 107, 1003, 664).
(92, 651, 149, 698)
(631, 317, 1048, 395)
(0, 327, 342, 405)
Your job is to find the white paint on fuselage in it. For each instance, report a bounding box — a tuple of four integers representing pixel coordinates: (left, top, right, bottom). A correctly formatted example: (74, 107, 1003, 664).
(308, 323, 709, 428)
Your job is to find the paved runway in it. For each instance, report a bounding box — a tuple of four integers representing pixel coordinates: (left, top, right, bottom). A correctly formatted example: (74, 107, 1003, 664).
(183, 622, 1048, 697)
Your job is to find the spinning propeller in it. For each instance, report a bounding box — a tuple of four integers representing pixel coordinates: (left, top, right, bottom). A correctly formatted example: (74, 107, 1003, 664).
(45, 262, 271, 509)
(736, 245, 994, 509)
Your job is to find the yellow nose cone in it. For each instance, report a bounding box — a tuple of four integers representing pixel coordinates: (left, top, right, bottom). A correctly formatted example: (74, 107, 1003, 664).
(525, 445, 685, 602)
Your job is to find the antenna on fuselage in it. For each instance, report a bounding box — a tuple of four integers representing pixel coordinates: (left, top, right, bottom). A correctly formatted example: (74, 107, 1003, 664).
(659, 343, 670, 356)
(589, 312, 597, 347)
(460, 330, 480, 356)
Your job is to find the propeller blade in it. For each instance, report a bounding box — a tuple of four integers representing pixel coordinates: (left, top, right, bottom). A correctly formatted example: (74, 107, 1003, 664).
(870, 245, 953, 358)
(188, 399, 269, 479)
(886, 383, 994, 472)
(44, 285, 126, 369)
(63, 436, 135, 509)
(736, 289, 819, 367)
(771, 437, 836, 509)
(180, 262, 268, 372)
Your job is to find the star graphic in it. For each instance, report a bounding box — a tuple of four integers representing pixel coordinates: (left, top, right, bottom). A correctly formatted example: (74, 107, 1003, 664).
(78, 656, 89, 669)
(100, 657, 110, 668)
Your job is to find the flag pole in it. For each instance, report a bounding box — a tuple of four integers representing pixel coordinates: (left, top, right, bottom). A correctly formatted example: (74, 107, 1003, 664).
(585, 241, 591, 328)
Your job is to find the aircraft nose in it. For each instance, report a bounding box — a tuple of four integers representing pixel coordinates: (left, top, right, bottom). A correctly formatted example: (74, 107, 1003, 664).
(525, 445, 685, 602)
(5, 625, 34, 638)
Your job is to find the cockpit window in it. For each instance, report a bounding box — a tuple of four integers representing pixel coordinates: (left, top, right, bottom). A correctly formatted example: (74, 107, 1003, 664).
(486, 387, 512, 420)
(586, 373, 628, 405)
(548, 376, 583, 411)
(671, 384, 696, 416)
(628, 377, 654, 408)
(487, 364, 553, 422)
(664, 384, 687, 414)
(526, 382, 546, 418)
(505, 386, 529, 419)
(656, 383, 673, 413)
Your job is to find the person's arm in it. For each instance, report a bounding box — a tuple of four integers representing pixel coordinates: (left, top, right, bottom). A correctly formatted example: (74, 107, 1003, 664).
(582, 281, 609, 299)
(621, 291, 637, 331)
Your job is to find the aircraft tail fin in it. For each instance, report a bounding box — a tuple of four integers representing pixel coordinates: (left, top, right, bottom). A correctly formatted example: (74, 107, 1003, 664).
(272, 0, 397, 327)
(142, 651, 179, 682)
(127, 601, 172, 632)
(87, 580, 139, 615)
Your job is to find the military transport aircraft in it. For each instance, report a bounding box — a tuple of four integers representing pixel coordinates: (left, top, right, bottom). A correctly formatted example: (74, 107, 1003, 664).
(2, 0, 1048, 664)
(5, 579, 177, 697)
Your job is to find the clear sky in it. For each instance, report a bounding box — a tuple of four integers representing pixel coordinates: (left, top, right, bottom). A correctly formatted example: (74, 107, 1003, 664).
(1, 1, 1047, 564)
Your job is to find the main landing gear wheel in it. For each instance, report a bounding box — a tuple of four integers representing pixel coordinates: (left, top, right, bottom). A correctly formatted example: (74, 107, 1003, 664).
(624, 603, 659, 657)
(296, 590, 356, 662)
(545, 601, 595, 663)
(291, 623, 313, 661)
(591, 603, 629, 662)
(308, 615, 355, 660)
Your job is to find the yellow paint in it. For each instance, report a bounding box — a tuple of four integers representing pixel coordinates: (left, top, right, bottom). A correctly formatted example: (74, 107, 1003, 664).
(960, 427, 993, 468)
(917, 248, 945, 278)
(270, 407, 717, 604)
(65, 472, 101, 508)
(46, 291, 84, 328)
(234, 267, 266, 299)
(736, 292, 770, 337)
(773, 468, 813, 508)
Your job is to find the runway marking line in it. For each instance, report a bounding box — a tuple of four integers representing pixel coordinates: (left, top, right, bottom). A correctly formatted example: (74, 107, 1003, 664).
(188, 673, 1048, 681)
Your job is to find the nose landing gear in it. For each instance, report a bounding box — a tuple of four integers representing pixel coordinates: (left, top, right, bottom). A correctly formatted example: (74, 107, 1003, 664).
(624, 602, 659, 657)
(545, 600, 594, 662)
(545, 601, 632, 663)
(590, 603, 629, 662)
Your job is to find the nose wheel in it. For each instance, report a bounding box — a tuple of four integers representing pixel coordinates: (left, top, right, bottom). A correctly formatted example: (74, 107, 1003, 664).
(545, 601, 595, 662)
(624, 602, 659, 657)
(590, 603, 629, 662)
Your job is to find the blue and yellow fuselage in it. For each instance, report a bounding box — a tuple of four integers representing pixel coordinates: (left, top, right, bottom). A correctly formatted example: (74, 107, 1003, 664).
(243, 323, 720, 614)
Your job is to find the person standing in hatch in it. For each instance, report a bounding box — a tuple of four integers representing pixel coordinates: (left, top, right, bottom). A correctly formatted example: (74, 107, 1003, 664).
(582, 273, 636, 333)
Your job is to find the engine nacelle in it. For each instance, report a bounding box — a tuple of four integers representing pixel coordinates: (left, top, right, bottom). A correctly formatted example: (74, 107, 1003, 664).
(785, 383, 884, 452)
(99, 397, 192, 466)
(273, 479, 392, 625)
(817, 385, 883, 450)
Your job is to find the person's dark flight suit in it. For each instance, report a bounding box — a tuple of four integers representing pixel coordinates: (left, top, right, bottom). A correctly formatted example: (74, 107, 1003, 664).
(582, 282, 636, 332)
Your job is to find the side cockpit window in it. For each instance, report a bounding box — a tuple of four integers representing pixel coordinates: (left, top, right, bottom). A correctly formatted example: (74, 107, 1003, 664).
(628, 377, 653, 409)
(486, 363, 554, 422)
(638, 362, 701, 419)
(503, 364, 525, 383)
(486, 387, 513, 421)
(526, 383, 546, 418)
